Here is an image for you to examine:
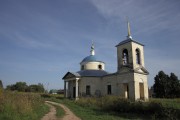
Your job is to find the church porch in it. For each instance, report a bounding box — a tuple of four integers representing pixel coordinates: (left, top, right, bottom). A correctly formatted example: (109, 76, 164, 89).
(64, 78, 80, 100)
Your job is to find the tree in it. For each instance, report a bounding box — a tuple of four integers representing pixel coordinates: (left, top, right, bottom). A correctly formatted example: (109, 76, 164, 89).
(0, 80, 3, 97)
(6, 84, 16, 91)
(37, 83, 45, 93)
(26, 83, 45, 93)
(153, 71, 169, 98)
(15, 82, 28, 92)
(0, 80, 3, 88)
(153, 71, 180, 98)
(5, 82, 45, 93)
(169, 73, 180, 98)
(6, 82, 27, 92)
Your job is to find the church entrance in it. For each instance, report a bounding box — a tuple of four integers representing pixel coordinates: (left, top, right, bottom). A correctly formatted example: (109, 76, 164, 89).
(123, 83, 129, 99)
(139, 83, 144, 100)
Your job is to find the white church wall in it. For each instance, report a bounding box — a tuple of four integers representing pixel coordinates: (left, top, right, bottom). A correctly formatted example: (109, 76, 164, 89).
(79, 77, 102, 96)
(102, 75, 117, 95)
(117, 73, 134, 99)
(134, 73, 149, 101)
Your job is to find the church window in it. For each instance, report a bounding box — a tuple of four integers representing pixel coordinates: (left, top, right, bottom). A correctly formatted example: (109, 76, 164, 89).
(86, 85, 90, 95)
(98, 65, 102, 70)
(122, 49, 129, 65)
(81, 65, 84, 70)
(107, 85, 111, 95)
(136, 49, 141, 64)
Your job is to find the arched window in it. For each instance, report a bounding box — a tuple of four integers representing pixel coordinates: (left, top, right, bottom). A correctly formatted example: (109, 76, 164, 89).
(122, 49, 129, 65)
(136, 49, 141, 64)
(98, 65, 102, 70)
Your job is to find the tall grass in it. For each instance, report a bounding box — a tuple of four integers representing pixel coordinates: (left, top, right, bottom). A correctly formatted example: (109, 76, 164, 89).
(150, 98, 180, 109)
(0, 90, 49, 120)
(75, 96, 180, 119)
(42, 94, 149, 119)
(41, 94, 180, 119)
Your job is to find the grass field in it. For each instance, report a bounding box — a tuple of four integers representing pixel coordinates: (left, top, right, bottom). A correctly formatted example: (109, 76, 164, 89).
(1, 90, 179, 120)
(150, 98, 180, 109)
(0, 90, 49, 120)
(60, 99, 149, 120)
(42, 94, 180, 120)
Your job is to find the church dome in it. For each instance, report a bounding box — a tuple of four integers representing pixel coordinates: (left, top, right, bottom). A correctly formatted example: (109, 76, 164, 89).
(80, 42, 105, 71)
(81, 55, 98, 63)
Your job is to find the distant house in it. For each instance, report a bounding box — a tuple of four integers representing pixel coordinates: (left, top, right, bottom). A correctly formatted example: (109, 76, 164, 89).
(57, 89, 64, 94)
(49, 89, 64, 94)
(63, 22, 149, 101)
(49, 89, 58, 94)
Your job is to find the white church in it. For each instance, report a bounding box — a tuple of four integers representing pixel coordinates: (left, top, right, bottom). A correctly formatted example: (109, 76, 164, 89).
(62, 22, 149, 101)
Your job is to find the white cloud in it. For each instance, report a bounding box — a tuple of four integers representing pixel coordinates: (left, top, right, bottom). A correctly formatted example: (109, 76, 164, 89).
(91, 0, 180, 36)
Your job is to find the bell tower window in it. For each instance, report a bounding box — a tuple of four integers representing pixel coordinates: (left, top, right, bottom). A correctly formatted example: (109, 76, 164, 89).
(122, 49, 129, 65)
(136, 49, 141, 64)
(81, 65, 84, 70)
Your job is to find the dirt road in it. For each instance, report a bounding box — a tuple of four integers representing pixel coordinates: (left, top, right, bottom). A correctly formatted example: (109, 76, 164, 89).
(41, 101, 81, 120)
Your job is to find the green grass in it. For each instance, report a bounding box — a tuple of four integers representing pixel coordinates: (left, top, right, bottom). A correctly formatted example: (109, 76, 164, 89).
(41, 94, 65, 118)
(41, 94, 180, 120)
(0, 91, 49, 120)
(33, 104, 50, 120)
(52, 104, 65, 118)
(42, 94, 150, 120)
(150, 98, 180, 109)
(60, 99, 148, 120)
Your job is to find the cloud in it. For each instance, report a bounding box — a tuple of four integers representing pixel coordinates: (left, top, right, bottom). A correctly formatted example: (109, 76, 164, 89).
(91, 0, 180, 36)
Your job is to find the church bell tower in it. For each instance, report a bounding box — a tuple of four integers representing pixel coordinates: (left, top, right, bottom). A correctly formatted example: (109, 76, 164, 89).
(116, 20, 149, 101)
(116, 20, 148, 73)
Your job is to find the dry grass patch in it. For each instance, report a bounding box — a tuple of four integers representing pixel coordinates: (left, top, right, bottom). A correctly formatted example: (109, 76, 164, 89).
(0, 91, 49, 120)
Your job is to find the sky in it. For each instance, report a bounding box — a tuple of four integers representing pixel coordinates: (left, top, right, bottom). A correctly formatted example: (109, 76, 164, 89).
(0, 0, 180, 91)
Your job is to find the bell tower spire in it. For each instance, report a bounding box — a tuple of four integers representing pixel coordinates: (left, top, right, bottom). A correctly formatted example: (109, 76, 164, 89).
(90, 40, 95, 55)
(127, 17, 132, 39)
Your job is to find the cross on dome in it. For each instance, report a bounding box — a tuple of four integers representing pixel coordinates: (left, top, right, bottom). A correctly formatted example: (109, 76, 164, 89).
(90, 40, 95, 55)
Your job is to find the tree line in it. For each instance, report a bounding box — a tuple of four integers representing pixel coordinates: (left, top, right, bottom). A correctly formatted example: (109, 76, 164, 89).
(153, 71, 180, 98)
(5, 82, 45, 93)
